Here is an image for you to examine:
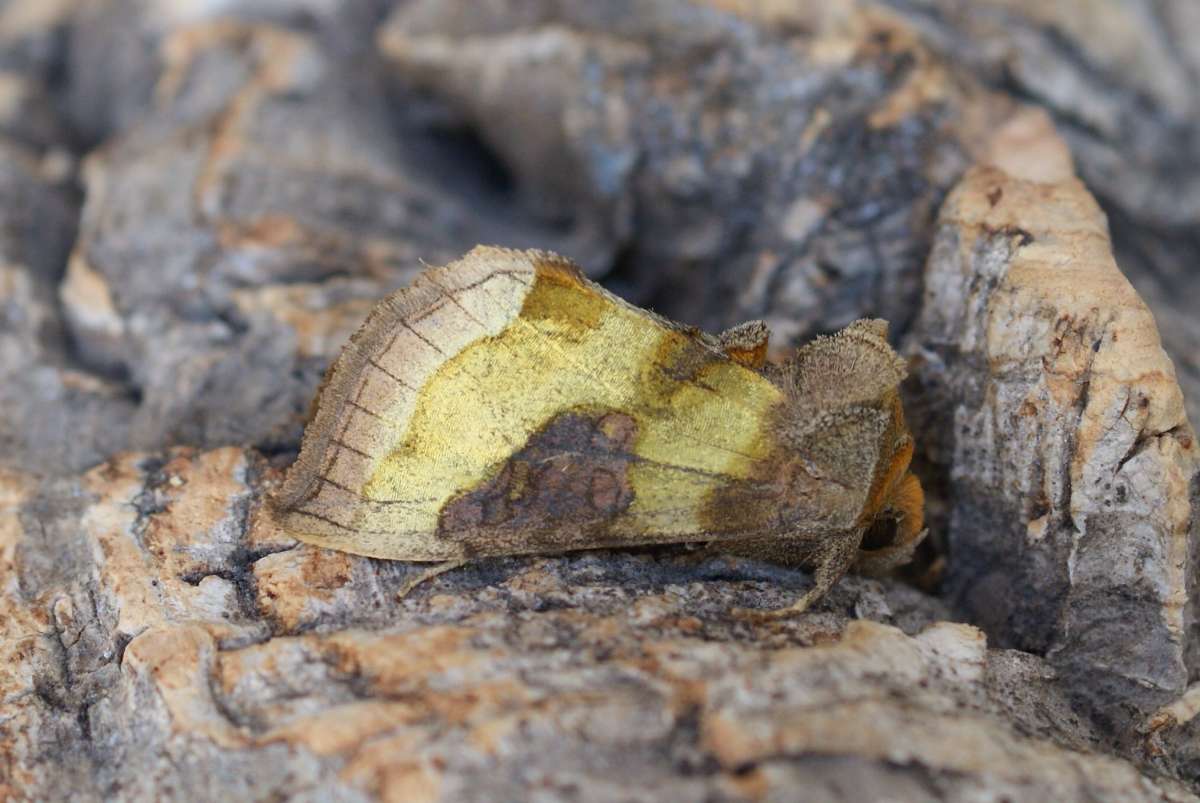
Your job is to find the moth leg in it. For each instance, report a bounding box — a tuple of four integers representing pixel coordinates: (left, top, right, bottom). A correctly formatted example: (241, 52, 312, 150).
(396, 560, 467, 601)
(733, 531, 861, 621)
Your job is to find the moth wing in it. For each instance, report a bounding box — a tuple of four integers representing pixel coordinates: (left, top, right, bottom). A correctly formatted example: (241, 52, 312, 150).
(794, 404, 894, 524)
(272, 247, 544, 558)
(273, 247, 790, 561)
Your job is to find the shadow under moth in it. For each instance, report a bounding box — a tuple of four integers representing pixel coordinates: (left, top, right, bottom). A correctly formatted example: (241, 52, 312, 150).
(271, 246, 925, 618)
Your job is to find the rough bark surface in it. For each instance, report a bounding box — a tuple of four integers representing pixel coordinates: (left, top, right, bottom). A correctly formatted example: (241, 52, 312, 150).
(905, 111, 1199, 733)
(877, 0, 1200, 426)
(380, 0, 1200, 426)
(379, 0, 1008, 344)
(3, 448, 1196, 802)
(1, 0, 1199, 801)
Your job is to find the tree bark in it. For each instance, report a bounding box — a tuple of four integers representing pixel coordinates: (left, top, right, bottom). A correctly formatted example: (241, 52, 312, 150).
(1, 1, 1197, 800)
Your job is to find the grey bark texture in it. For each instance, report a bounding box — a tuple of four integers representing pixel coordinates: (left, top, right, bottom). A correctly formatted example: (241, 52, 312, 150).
(1, 1, 1198, 801)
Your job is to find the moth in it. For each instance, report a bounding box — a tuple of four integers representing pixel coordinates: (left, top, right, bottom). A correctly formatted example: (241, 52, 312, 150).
(271, 246, 925, 618)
